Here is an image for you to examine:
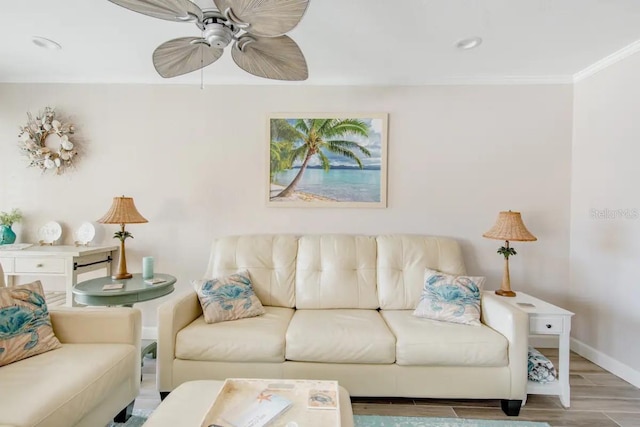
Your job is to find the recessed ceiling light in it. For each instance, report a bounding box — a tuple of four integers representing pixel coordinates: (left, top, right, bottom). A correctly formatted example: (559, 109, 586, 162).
(31, 36, 62, 50)
(456, 37, 482, 50)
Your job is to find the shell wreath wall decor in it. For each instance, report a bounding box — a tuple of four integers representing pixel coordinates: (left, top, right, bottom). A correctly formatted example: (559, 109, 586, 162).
(18, 107, 78, 174)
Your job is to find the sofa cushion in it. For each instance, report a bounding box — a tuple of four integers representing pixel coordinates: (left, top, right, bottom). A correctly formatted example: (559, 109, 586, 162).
(286, 309, 396, 363)
(176, 306, 294, 362)
(0, 343, 136, 427)
(0, 281, 62, 367)
(204, 235, 298, 307)
(413, 268, 485, 326)
(381, 310, 508, 367)
(296, 235, 378, 309)
(376, 235, 467, 310)
(193, 271, 265, 324)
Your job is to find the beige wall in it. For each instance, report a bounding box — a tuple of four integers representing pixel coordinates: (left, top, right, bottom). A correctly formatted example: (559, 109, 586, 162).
(571, 54, 640, 379)
(0, 84, 573, 329)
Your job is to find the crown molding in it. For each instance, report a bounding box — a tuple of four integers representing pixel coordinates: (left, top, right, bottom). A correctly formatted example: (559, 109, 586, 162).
(296, 75, 574, 85)
(411, 75, 573, 85)
(0, 75, 575, 86)
(573, 39, 640, 83)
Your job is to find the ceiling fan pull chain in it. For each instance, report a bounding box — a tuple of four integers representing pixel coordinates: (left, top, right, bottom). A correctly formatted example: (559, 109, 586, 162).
(224, 8, 250, 30)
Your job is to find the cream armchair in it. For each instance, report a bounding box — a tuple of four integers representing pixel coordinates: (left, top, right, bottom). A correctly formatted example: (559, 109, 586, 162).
(0, 307, 141, 427)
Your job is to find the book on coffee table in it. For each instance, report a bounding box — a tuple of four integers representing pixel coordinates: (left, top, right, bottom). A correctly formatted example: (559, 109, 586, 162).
(102, 283, 124, 290)
(221, 389, 292, 427)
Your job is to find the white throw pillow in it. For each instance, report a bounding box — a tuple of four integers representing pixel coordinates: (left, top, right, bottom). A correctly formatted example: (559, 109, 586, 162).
(413, 268, 485, 326)
(193, 270, 265, 324)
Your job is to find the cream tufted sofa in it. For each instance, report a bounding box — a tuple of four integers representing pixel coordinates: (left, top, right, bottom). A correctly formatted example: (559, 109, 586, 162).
(0, 307, 141, 427)
(157, 235, 529, 415)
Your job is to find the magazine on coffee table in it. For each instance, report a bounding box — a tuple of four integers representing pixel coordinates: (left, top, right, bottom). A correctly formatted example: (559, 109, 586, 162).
(199, 378, 340, 427)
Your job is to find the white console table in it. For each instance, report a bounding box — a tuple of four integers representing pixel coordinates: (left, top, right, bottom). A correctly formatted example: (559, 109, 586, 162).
(0, 245, 118, 306)
(499, 292, 574, 408)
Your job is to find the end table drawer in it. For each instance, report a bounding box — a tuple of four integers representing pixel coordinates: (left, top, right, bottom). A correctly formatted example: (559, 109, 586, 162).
(15, 257, 65, 274)
(0, 257, 14, 273)
(530, 316, 563, 334)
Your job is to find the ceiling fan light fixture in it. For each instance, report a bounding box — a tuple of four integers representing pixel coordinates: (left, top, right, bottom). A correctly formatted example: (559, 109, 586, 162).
(456, 37, 483, 50)
(31, 36, 62, 50)
(203, 23, 234, 48)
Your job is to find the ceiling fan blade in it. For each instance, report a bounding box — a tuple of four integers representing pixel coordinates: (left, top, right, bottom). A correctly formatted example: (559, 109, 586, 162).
(231, 35, 308, 81)
(108, 0, 203, 23)
(153, 37, 224, 78)
(213, 0, 309, 37)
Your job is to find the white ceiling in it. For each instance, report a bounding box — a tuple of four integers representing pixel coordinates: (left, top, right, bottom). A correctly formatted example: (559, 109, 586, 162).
(2, 0, 640, 85)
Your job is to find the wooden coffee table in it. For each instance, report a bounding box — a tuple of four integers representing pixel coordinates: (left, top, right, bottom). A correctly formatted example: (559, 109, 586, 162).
(144, 380, 354, 427)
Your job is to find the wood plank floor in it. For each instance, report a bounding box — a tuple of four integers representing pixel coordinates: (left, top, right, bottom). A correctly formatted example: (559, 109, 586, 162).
(135, 349, 640, 427)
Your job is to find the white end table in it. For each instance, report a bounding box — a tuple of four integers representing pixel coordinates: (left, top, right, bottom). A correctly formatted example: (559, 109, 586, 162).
(498, 291, 574, 408)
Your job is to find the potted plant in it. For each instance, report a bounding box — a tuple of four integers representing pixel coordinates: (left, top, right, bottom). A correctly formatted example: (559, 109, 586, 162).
(0, 208, 22, 245)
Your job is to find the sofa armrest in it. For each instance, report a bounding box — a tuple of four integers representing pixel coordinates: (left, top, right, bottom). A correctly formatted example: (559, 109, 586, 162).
(481, 292, 529, 400)
(50, 307, 141, 346)
(157, 292, 202, 391)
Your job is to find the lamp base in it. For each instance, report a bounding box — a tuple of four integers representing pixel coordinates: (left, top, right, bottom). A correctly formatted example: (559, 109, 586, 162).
(113, 227, 132, 281)
(495, 289, 516, 297)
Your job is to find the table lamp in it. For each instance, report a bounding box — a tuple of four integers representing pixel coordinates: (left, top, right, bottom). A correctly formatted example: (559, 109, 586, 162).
(483, 210, 537, 297)
(98, 196, 148, 280)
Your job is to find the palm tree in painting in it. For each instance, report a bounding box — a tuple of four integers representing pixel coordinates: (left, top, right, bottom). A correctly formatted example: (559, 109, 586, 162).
(270, 139, 294, 180)
(271, 118, 371, 198)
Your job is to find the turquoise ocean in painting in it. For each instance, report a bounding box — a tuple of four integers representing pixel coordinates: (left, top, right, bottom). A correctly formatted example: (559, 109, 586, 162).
(273, 168, 381, 202)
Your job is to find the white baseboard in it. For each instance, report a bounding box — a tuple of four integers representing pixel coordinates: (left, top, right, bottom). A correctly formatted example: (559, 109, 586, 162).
(142, 326, 158, 340)
(570, 338, 640, 388)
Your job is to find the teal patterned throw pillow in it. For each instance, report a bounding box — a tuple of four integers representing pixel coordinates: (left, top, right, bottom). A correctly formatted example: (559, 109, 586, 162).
(528, 346, 557, 383)
(413, 268, 485, 326)
(193, 271, 265, 324)
(0, 281, 61, 367)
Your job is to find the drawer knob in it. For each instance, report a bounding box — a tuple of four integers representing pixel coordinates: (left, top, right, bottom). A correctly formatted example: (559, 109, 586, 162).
(36, 263, 44, 268)
(546, 324, 552, 329)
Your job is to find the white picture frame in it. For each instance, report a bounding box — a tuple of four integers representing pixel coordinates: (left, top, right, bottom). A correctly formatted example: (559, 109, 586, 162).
(267, 113, 388, 208)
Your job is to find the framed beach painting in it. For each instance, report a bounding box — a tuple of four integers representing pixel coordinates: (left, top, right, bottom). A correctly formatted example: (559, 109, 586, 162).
(267, 113, 388, 208)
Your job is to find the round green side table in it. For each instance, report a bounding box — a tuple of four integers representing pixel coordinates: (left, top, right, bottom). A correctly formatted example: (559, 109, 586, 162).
(73, 273, 176, 368)
(72, 273, 176, 307)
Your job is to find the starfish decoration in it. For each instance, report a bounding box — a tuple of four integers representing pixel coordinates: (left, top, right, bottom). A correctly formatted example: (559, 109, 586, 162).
(256, 391, 273, 403)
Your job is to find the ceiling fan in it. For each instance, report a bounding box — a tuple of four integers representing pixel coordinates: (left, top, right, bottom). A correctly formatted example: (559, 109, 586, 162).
(108, 0, 310, 81)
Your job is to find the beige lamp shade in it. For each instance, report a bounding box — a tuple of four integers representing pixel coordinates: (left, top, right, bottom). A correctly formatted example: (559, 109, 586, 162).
(98, 196, 148, 224)
(484, 210, 536, 298)
(98, 196, 147, 280)
(483, 211, 537, 242)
